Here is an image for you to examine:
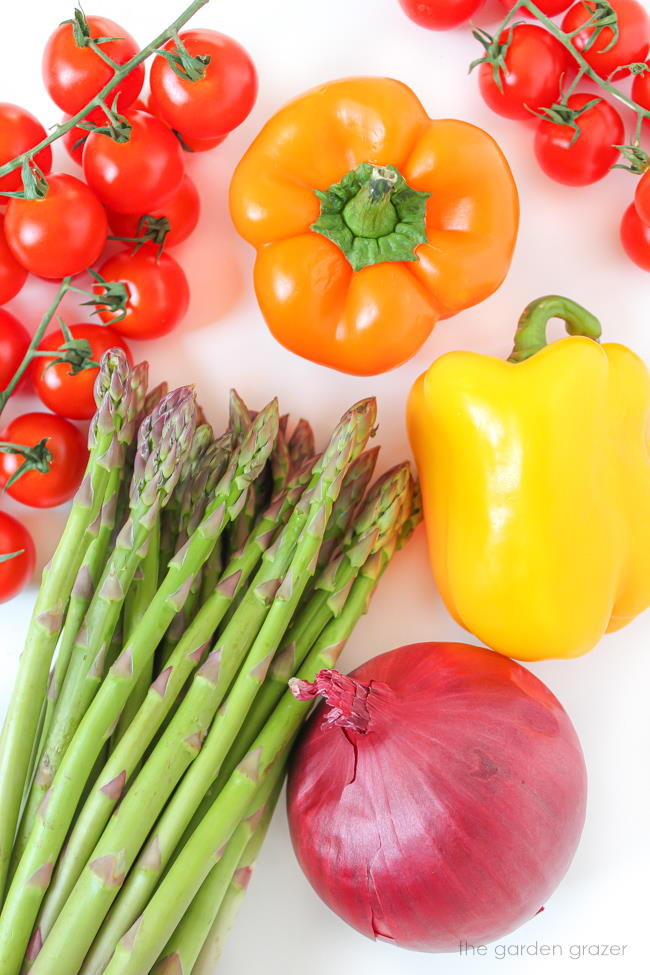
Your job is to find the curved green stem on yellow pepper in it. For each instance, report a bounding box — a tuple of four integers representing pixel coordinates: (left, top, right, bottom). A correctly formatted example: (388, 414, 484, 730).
(509, 295, 602, 363)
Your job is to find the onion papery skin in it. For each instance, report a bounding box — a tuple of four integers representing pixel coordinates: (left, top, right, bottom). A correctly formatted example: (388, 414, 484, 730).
(287, 642, 587, 953)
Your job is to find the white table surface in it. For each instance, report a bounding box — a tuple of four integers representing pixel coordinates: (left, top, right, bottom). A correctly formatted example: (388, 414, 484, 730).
(1, 1, 649, 972)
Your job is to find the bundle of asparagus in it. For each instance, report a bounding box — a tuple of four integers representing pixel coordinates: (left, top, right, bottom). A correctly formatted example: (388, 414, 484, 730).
(0, 349, 419, 975)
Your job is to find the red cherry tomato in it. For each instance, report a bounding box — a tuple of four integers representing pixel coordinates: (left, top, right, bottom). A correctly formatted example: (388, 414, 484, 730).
(478, 25, 571, 121)
(150, 30, 257, 140)
(94, 247, 189, 340)
(0, 215, 28, 305)
(0, 103, 52, 194)
(0, 412, 87, 508)
(398, 0, 484, 29)
(562, 0, 650, 78)
(42, 15, 144, 117)
(5, 173, 108, 278)
(62, 115, 89, 165)
(107, 175, 200, 247)
(82, 110, 185, 215)
(499, 0, 571, 14)
(634, 169, 650, 225)
(4, 174, 107, 280)
(31, 323, 132, 421)
(0, 309, 30, 391)
(621, 201, 650, 269)
(0, 512, 35, 602)
(146, 91, 227, 152)
(632, 65, 650, 120)
(534, 93, 624, 185)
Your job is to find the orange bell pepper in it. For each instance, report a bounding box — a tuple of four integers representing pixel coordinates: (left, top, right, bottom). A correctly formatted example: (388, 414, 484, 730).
(229, 76, 519, 375)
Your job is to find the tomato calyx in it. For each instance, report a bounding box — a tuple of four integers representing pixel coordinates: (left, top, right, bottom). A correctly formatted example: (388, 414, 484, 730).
(0, 549, 24, 564)
(109, 215, 171, 256)
(0, 437, 53, 490)
(533, 94, 603, 145)
(78, 97, 133, 144)
(84, 270, 130, 321)
(311, 163, 431, 272)
(65, 8, 123, 54)
(0, 159, 49, 201)
(613, 141, 650, 173)
(33, 321, 100, 378)
(154, 33, 211, 82)
(572, 1, 620, 55)
(470, 25, 520, 93)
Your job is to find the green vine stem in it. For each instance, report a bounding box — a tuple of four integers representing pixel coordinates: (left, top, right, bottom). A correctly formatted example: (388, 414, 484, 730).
(0, 0, 211, 188)
(483, 0, 650, 172)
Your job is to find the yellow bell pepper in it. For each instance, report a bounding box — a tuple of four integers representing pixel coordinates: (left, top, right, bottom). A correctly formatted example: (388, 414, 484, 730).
(407, 296, 650, 661)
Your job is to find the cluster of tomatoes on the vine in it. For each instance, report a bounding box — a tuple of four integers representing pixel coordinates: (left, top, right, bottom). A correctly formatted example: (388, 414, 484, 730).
(0, 12, 257, 601)
(399, 0, 650, 271)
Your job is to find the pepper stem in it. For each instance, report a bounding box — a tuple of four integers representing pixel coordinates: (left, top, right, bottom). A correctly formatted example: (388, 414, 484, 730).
(508, 295, 602, 363)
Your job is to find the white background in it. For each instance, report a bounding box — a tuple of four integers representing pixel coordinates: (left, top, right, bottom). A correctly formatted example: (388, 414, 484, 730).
(1, 0, 649, 972)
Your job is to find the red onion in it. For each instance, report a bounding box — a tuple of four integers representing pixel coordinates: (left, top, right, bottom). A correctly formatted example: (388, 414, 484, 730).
(287, 642, 587, 952)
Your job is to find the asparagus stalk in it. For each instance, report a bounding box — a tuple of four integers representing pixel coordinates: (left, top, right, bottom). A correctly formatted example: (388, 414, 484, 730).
(0, 350, 136, 905)
(35, 456, 314, 943)
(34, 402, 376, 975)
(315, 446, 379, 574)
(0, 405, 280, 973)
(15, 389, 197, 857)
(287, 418, 316, 472)
(98, 528, 397, 975)
(110, 518, 161, 748)
(154, 764, 284, 975)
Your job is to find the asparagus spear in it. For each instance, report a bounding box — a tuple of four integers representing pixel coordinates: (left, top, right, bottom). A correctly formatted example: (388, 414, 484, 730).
(315, 446, 379, 574)
(33, 402, 376, 975)
(97, 527, 399, 975)
(154, 764, 284, 975)
(0, 404, 280, 975)
(35, 456, 314, 943)
(0, 350, 136, 904)
(288, 418, 316, 472)
(15, 388, 197, 856)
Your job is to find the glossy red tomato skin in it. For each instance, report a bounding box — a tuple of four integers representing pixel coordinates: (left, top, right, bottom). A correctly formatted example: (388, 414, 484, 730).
(145, 91, 227, 152)
(398, 0, 484, 29)
(0, 216, 28, 305)
(0, 512, 35, 602)
(106, 174, 200, 247)
(534, 93, 624, 185)
(478, 25, 571, 121)
(0, 104, 52, 193)
(632, 65, 650, 112)
(82, 110, 185, 215)
(94, 247, 189, 339)
(499, 0, 571, 14)
(621, 202, 650, 269)
(562, 0, 650, 78)
(42, 15, 144, 117)
(4, 174, 108, 279)
(0, 309, 30, 391)
(634, 170, 650, 226)
(31, 324, 132, 420)
(150, 30, 258, 140)
(62, 115, 89, 164)
(0, 412, 87, 508)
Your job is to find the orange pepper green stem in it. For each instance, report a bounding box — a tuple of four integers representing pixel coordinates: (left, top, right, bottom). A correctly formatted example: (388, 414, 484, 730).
(230, 76, 519, 376)
(407, 295, 650, 662)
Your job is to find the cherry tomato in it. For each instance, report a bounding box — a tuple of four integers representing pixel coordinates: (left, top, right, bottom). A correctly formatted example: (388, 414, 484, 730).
(0, 309, 30, 391)
(621, 201, 650, 269)
(0, 412, 87, 508)
(0, 103, 52, 194)
(4, 174, 107, 280)
(0, 215, 28, 305)
(42, 15, 144, 118)
(31, 324, 132, 421)
(83, 110, 185, 215)
(478, 25, 571, 121)
(150, 30, 258, 140)
(632, 65, 650, 123)
(621, 198, 650, 268)
(398, 0, 484, 29)
(107, 175, 200, 247)
(562, 0, 650, 78)
(534, 93, 624, 185)
(146, 91, 227, 152)
(634, 169, 650, 225)
(0, 512, 35, 602)
(94, 247, 189, 340)
(499, 0, 571, 14)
